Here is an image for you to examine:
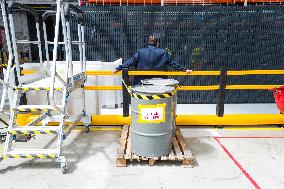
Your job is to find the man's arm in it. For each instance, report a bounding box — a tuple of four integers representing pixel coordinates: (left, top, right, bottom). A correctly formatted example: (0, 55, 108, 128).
(113, 52, 139, 73)
(165, 52, 192, 74)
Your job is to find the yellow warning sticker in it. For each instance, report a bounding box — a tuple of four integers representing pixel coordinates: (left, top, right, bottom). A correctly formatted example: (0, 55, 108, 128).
(138, 103, 166, 124)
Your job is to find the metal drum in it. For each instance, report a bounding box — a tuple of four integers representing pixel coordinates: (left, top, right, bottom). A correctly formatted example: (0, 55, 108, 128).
(142, 78, 179, 136)
(131, 85, 175, 157)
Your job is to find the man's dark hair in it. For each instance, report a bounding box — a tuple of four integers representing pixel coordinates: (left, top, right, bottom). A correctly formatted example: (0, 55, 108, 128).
(147, 36, 159, 46)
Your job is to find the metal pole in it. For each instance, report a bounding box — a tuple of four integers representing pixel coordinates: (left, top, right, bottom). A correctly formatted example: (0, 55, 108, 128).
(216, 67, 227, 117)
(0, 0, 14, 111)
(43, 22, 50, 70)
(49, 0, 63, 113)
(81, 26, 86, 74)
(66, 21, 74, 87)
(35, 22, 43, 68)
(122, 68, 130, 117)
(78, 24, 83, 72)
(8, 14, 21, 84)
(60, 6, 70, 82)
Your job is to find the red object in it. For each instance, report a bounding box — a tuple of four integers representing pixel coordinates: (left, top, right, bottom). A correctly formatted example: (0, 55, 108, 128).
(270, 86, 284, 113)
(80, 0, 86, 6)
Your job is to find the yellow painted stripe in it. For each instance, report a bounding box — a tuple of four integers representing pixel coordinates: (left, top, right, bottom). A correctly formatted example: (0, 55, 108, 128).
(21, 70, 284, 76)
(129, 71, 220, 76)
(84, 86, 122, 90)
(178, 86, 219, 90)
(152, 95, 161, 100)
(163, 94, 170, 98)
(140, 95, 149, 100)
(45, 131, 52, 135)
(227, 70, 284, 75)
(24, 114, 284, 126)
(132, 93, 139, 99)
(25, 154, 33, 158)
(36, 154, 46, 158)
(21, 70, 38, 75)
(226, 85, 284, 90)
(82, 85, 284, 91)
(86, 71, 121, 76)
(33, 131, 41, 135)
(13, 155, 21, 158)
(49, 154, 56, 158)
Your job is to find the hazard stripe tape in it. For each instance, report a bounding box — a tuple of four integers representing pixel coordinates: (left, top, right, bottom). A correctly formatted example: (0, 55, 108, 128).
(8, 130, 58, 135)
(14, 87, 63, 91)
(14, 108, 53, 112)
(3, 153, 57, 159)
(0, 64, 9, 67)
(130, 90, 177, 100)
(122, 79, 177, 100)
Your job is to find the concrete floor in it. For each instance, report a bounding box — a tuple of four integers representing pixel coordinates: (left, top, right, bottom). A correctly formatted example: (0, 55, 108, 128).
(0, 104, 283, 189)
(0, 127, 284, 189)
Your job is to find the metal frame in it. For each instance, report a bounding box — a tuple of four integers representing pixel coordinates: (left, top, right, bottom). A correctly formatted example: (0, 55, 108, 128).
(0, 0, 90, 174)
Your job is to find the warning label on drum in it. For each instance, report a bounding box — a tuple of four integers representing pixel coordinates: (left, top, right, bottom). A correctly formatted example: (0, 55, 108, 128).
(138, 103, 166, 123)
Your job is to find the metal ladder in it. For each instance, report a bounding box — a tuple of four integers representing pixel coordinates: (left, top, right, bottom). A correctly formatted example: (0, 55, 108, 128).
(0, 0, 90, 174)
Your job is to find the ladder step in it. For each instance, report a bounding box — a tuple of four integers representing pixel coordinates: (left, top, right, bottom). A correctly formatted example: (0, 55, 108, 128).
(14, 86, 63, 91)
(15, 77, 65, 91)
(7, 126, 59, 135)
(3, 149, 58, 159)
(17, 40, 40, 44)
(14, 105, 56, 112)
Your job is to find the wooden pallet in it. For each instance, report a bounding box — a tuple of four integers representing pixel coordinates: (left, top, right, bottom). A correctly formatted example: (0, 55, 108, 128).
(116, 125, 194, 167)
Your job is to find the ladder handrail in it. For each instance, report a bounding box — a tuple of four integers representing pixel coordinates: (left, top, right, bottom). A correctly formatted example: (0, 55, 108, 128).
(42, 10, 56, 22)
(64, 3, 84, 25)
(49, 0, 86, 115)
(0, 0, 14, 112)
(49, 0, 65, 115)
(42, 10, 57, 71)
(7, 1, 40, 22)
(7, 1, 44, 84)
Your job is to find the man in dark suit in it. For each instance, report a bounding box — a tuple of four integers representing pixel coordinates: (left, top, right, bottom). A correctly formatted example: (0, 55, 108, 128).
(113, 36, 192, 85)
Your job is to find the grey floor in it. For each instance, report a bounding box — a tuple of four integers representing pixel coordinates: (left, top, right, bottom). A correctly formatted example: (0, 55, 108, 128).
(0, 128, 284, 189)
(0, 104, 283, 189)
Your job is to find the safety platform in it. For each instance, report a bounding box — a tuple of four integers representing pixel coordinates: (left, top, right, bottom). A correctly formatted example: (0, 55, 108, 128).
(116, 125, 194, 167)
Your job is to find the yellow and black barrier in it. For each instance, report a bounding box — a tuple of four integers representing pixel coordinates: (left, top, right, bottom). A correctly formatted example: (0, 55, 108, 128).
(14, 87, 63, 91)
(14, 108, 53, 112)
(131, 91, 176, 100)
(3, 153, 56, 159)
(7, 130, 58, 135)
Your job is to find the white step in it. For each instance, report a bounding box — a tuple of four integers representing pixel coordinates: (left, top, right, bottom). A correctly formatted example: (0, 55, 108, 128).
(3, 149, 58, 159)
(7, 126, 59, 135)
(19, 71, 47, 85)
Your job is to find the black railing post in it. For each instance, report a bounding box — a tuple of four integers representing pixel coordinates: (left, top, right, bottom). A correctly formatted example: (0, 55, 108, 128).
(122, 68, 130, 117)
(216, 67, 227, 117)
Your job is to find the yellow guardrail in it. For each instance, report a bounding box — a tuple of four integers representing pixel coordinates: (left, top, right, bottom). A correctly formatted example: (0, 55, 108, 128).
(84, 86, 122, 90)
(22, 70, 284, 76)
(84, 85, 283, 91)
(27, 114, 284, 126)
(21, 69, 284, 91)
